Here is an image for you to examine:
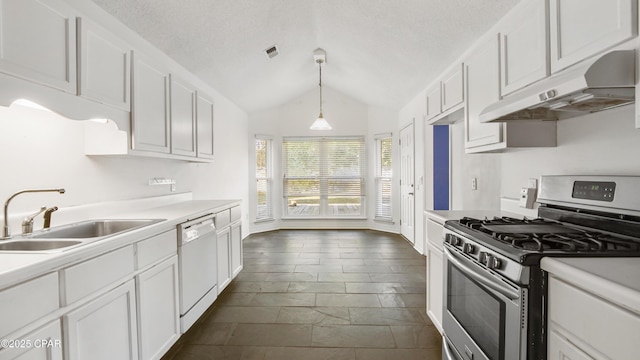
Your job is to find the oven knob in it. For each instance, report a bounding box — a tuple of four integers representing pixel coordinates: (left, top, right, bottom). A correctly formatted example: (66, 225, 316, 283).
(478, 252, 488, 264)
(463, 243, 475, 254)
(446, 234, 462, 246)
(488, 256, 502, 270)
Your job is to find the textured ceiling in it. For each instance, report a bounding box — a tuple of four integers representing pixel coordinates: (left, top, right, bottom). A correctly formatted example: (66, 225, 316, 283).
(91, 0, 521, 112)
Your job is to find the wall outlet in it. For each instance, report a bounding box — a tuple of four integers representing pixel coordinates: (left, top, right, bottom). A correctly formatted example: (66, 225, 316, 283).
(527, 178, 538, 189)
(520, 187, 537, 208)
(471, 177, 477, 190)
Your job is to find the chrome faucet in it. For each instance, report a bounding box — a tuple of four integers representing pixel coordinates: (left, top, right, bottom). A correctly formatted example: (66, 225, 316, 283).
(2, 189, 65, 239)
(43, 206, 59, 229)
(22, 206, 46, 235)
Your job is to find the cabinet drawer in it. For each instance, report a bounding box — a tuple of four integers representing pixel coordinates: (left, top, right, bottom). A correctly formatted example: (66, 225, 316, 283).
(548, 276, 640, 359)
(0, 273, 59, 338)
(426, 218, 444, 251)
(62, 245, 134, 305)
(215, 209, 230, 229)
(230, 206, 241, 223)
(136, 230, 177, 270)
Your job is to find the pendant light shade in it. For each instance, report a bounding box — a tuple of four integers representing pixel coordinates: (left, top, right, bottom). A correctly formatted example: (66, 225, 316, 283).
(310, 49, 331, 130)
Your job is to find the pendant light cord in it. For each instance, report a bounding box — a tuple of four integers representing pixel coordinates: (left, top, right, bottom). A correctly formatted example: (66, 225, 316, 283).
(318, 59, 323, 115)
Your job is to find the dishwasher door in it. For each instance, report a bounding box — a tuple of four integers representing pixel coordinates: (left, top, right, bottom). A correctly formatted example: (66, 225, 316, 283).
(178, 216, 217, 321)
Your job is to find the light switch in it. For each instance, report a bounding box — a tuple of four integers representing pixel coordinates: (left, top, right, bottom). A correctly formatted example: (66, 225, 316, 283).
(471, 177, 477, 190)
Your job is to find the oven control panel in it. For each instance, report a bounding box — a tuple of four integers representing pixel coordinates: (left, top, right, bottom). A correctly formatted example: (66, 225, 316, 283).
(445, 233, 502, 269)
(572, 181, 616, 202)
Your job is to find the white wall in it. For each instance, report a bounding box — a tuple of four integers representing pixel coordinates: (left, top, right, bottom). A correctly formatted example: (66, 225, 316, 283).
(0, 100, 249, 235)
(248, 86, 399, 234)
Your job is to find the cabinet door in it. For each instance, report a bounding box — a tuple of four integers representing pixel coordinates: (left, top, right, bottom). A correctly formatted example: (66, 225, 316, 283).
(441, 64, 464, 112)
(426, 244, 443, 334)
(64, 280, 138, 360)
(77, 17, 130, 111)
(170, 75, 196, 157)
(548, 329, 592, 360)
(230, 222, 242, 278)
(0, 0, 77, 93)
(216, 228, 231, 293)
(0, 320, 63, 360)
(136, 256, 179, 360)
(550, 0, 637, 73)
(131, 51, 170, 154)
(196, 92, 214, 159)
(464, 34, 503, 150)
(500, 0, 549, 95)
(425, 83, 441, 120)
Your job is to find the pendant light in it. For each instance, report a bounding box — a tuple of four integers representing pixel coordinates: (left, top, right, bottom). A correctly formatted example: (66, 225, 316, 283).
(310, 48, 332, 130)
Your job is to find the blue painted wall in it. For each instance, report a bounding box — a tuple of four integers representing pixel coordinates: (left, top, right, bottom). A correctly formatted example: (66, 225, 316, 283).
(433, 125, 449, 210)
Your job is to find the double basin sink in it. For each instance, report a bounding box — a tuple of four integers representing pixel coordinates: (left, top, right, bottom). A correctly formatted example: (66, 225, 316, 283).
(0, 219, 165, 252)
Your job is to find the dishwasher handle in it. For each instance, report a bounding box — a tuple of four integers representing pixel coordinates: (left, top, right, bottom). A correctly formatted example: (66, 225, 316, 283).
(180, 218, 215, 245)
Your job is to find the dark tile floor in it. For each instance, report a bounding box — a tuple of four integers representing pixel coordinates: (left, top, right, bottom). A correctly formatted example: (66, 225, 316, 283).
(163, 229, 441, 360)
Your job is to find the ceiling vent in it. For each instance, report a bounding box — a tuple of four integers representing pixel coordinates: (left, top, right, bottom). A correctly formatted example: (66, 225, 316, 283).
(264, 45, 279, 59)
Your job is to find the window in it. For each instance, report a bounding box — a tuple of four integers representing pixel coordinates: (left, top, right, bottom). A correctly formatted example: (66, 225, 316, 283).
(255, 136, 273, 221)
(283, 136, 366, 218)
(374, 134, 393, 222)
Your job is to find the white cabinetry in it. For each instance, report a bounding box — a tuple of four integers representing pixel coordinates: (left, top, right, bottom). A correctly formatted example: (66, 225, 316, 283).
(216, 227, 231, 293)
(230, 223, 242, 278)
(500, 0, 549, 95)
(170, 75, 197, 157)
(426, 64, 464, 124)
(77, 17, 130, 111)
(425, 216, 444, 334)
(196, 92, 215, 159)
(547, 276, 640, 360)
(0, 0, 77, 93)
(131, 52, 170, 154)
(464, 35, 503, 151)
(465, 34, 556, 153)
(0, 320, 63, 360)
(549, 0, 637, 73)
(64, 280, 138, 360)
(136, 256, 179, 360)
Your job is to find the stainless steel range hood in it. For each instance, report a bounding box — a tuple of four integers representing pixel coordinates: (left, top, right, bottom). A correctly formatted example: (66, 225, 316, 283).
(480, 50, 636, 123)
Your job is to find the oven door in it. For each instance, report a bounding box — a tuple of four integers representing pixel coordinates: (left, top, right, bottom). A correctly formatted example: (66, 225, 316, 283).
(442, 245, 525, 360)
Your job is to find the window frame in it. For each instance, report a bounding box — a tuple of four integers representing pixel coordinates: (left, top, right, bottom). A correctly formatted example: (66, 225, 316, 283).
(374, 133, 393, 223)
(255, 135, 274, 222)
(282, 136, 367, 219)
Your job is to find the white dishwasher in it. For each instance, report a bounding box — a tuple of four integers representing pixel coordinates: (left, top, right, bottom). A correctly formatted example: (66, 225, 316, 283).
(177, 214, 217, 333)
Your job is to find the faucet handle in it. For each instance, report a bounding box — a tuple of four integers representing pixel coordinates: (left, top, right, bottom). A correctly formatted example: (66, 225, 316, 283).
(43, 206, 59, 229)
(22, 206, 47, 235)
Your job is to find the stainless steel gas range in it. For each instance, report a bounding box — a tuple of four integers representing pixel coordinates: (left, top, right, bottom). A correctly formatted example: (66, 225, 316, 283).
(441, 176, 640, 360)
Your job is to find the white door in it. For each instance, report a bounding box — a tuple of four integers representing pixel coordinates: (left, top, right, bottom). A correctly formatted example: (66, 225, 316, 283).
(400, 123, 415, 244)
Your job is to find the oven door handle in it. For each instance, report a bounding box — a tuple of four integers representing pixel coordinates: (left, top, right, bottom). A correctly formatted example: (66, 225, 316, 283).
(444, 246, 520, 301)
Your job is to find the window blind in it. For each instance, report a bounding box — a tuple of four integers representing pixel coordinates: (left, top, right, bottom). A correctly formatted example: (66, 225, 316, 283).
(375, 135, 393, 222)
(255, 137, 273, 221)
(283, 137, 365, 217)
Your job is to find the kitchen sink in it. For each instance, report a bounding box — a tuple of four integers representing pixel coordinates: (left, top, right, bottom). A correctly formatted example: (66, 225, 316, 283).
(29, 219, 165, 239)
(0, 240, 82, 251)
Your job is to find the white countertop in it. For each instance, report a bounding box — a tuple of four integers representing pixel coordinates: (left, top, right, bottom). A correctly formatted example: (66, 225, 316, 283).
(0, 199, 240, 290)
(541, 257, 640, 315)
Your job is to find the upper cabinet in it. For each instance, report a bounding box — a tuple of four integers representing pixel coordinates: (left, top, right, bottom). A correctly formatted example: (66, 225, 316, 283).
(77, 17, 131, 111)
(426, 63, 464, 125)
(169, 75, 197, 157)
(0, 0, 77, 93)
(464, 35, 503, 151)
(499, 0, 549, 96)
(131, 51, 171, 154)
(465, 34, 557, 153)
(196, 92, 215, 159)
(549, 0, 638, 73)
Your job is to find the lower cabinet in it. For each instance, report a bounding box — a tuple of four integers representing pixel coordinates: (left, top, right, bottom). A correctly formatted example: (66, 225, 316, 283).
(548, 328, 592, 360)
(426, 243, 444, 333)
(230, 221, 243, 278)
(64, 280, 138, 360)
(216, 227, 232, 293)
(136, 256, 180, 360)
(0, 320, 63, 360)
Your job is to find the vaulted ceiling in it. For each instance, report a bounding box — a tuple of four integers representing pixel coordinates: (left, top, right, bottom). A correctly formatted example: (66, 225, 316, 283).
(91, 0, 521, 113)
